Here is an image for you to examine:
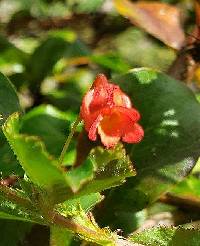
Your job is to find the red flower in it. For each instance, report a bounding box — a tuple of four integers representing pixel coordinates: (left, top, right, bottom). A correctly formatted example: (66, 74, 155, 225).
(80, 74, 144, 148)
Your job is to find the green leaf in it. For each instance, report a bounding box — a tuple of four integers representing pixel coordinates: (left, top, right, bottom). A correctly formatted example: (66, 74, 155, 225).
(57, 204, 117, 245)
(77, 143, 136, 196)
(91, 54, 130, 73)
(20, 105, 73, 158)
(103, 68, 200, 213)
(0, 35, 27, 65)
(2, 113, 69, 203)
(0, 192, 44, 224)
(59, 193, 103, 214)
(26, 37, 69, 85)
(73, 0, 105, 13)
(0, 72, 21, 125)
(0, 72, 23, 177)
(54, 193, 104, 245)
(50, 226, 74, 246)
(26, 37, 90, 86)
(129, 226, 200, 246)
(65, 39, 90, 58)
(66, 159, 95, 193)
(3, 113, 135, 203)
(65, 142, 135, 196)
(169, 175, 200, 201)
(0, 219, 32, 246)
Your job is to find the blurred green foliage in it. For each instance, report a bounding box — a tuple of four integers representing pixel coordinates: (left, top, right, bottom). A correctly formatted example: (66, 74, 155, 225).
(1, 1, 200, 246)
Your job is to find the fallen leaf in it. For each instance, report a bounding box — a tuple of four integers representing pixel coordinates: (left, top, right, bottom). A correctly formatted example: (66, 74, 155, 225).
(114, 0, 185, 49)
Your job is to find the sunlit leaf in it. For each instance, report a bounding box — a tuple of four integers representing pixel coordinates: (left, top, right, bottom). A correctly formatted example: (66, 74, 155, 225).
(129, 226, 200, 246)
(2, 113, 70, 203)
(96, 68, 200, 230)
(77, 143, 136, 196)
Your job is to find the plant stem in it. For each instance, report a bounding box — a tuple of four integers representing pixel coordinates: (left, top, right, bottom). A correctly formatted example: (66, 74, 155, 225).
(59, 116, 81, 166)
(51, 211, 116, 245)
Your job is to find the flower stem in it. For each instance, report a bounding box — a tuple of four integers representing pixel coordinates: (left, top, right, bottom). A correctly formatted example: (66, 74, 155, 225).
(59, 116, 81, 165)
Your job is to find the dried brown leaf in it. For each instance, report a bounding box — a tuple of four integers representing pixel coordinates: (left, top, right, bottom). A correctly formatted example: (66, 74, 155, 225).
(114, 0, 185, 49)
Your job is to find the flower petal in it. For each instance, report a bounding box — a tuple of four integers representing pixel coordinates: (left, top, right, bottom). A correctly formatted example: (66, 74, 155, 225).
(92, 74, 108, 87)
(112, 106, 141, 123)
(80, 74, 144, 148)
(113, 87, 132, 108)
(80, 89, 95, 131)
(88, 114, 103, 141)
(122, 123, 144, 143)
(98, 123, 120, 148)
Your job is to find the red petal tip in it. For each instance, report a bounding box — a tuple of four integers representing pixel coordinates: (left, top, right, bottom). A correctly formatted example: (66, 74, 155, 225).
(93, 74, 108, 87)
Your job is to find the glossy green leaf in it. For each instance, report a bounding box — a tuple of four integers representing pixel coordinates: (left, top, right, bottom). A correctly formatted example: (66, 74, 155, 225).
(65, 39, 90, 58)
(0, 72, 23, 177)
(91, 54, 130, 73)
(103, 68, 200, 214)
(129, 226, 200, 246)
(26, 37, 69, 85)
(20, 105, 73, 158)
(0, 73, 21, 125)
(26, 37, 90, 87)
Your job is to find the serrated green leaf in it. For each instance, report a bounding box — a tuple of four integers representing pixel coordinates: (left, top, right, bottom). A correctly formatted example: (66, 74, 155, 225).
(77, 144, 136, 196)
(57, 204, 117, 245)
(104, 68, 200, 213)
(2, 113, 69, 203)
(3, 112, 135, 203)
(0, 193, 44, 224)
(129, 226, 200, 246)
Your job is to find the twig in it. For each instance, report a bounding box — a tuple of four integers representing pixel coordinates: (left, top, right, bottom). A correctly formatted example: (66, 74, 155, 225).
(160, 193, 200, 212)
(59, 116, 81, 165)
